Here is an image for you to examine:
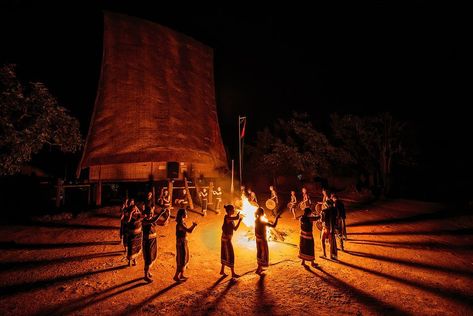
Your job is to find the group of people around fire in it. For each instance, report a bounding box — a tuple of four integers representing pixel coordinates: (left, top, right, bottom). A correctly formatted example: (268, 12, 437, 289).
(119, 185, 347, 283)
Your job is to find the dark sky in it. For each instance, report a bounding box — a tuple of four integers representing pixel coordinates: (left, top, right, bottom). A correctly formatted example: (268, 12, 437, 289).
(1, 1, 471, 198)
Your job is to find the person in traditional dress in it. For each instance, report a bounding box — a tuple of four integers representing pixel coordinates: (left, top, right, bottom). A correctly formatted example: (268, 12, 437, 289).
(299, 207, 321, 268)
(301, 187, 312, 209)
(331, 193, 347, 241)
(126, 202, 143, 266)
(254, 207, 280, 276)
(213, 186, 223, 214)
(240, 185, 246, 199)
(199, 188, 208, 215)
(175, 189, 189, 208)
(248, 188, 258, 205)
(162, 189, 171, 211)
(269, 186, 279, 216)
(173, 209, 198, 282)
(120, 198, 130, 253)
(142, 206, 170, 282)
(220, 204, 243, 278)
(145, 191, 154, 209)
(320, 199, 338, 260)
(289, 191, 298, 219)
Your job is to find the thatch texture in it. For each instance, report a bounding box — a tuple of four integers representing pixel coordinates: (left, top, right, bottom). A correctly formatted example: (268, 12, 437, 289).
(78, 12, 227, 181)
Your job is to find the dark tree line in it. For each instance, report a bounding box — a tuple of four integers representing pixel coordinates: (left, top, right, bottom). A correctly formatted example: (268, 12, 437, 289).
(246, 112, 412, 197)
(0, 64, 83, 176)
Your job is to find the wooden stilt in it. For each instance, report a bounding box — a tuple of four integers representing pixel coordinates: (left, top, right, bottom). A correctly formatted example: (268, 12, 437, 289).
(96, 180, 102, 206)
(184, 177, 194, 209)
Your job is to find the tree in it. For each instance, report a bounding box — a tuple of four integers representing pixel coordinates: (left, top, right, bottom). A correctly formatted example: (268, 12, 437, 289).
(331, 112, 410, 197)
(0, 64, 83, 175)
(246, 112, 349, 182)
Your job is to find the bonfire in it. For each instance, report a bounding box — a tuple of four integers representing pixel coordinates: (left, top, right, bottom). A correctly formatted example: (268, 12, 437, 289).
(236, 196, 287, 242)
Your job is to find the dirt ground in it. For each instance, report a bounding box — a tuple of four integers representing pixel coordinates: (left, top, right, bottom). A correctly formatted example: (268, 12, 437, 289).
(0, 199, 472, 315)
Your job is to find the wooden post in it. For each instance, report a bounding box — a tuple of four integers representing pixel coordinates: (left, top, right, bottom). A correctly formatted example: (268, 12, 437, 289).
(168, 180, 173, 208)
(152, 185, 156, 205)
(87, 185, 91, 205)
(184, 177, 194, 209)
(96, 181, 102, 206)
(209, 181, 214, 205)
(56, 178, 63, 208)
(96, 166, 102, 207)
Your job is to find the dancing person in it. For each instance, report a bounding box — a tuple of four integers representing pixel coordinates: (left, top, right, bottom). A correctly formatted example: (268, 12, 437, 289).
(120, 198, 130, 253)
(248, 188, 258, 205)
(200, 188, 208, 215)
(142, 207, 170, 282)
(240, 185, 246, 199)
(289, 190, 298, 219)
(220, 205, 243, 278)
(213, 186, 223, 214)
(320, 199, 338, 260)
(126, 202, 143, 267)
(255, 207, 280, 276)
(301, 187, 311, 209)
(299, 207, 321, 268)
(173, 209, 198, 282)
(269, 186, 279, 216)
(175, 189, 189, 208)
(331, 193, 347, 241)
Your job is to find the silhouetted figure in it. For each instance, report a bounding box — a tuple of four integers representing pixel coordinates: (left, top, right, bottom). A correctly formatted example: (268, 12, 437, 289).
(213, 186, 223, 214)
(240, 185, 246, 199)
(121, 198, 135, 254)
(299, 207, 320, 268)
(321, 200, 338, 260)
(173, 209, 197, 282)
(254, 207, 279, 276)
(269, 186, 279, 216)
(248, 188, 258, 205)
(220, 204, 243, 278)
(331, 193, 347, 241)
(145, 191, 154, 210)
(301, 187, 311, 210)
(289, 190, 297, 219)
(142, 206, 170, 282)
(120, 198, 129, 252)
(175, 189, 189, 208)
(200, 188, 208, 215)
(126, 202, 143, 266)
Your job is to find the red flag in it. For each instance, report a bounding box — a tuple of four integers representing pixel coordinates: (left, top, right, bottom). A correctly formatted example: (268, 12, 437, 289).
(240, 117, 246, 138)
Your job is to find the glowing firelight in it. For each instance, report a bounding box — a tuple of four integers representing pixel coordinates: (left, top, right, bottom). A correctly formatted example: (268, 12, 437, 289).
(237, 196, 270, 230)
(237, 196, 259, 227)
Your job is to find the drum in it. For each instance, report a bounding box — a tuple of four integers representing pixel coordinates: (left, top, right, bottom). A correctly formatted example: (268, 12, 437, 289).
(265, 199, 276, 210)
(299, 201, 307, 211)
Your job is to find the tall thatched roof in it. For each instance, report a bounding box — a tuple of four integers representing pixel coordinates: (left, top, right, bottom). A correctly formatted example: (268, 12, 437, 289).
(78, 12, 227, 178)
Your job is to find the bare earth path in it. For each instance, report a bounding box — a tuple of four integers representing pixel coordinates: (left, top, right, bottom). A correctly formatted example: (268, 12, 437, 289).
(0, 200, 472, 315)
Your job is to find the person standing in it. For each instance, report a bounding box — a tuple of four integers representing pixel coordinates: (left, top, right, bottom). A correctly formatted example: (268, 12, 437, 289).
(220, 205, 243, 278)
(254, 207, 279, 276)
(331, 193, 347, 241)
(213, 186, 223, 214)
(321, 200, 338, 260)
(299, 207, 320, 268)
(126, 203, 143, 267)
(142, 207, 170, 282)
(173, 209, 198, 282)
(199, 188, 208, 216)
(289, 191, 298, 219)
(269, 186, 279, 216)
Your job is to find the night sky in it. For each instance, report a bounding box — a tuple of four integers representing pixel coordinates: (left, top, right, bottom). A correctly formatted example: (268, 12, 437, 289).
(1, 1, 471, 200)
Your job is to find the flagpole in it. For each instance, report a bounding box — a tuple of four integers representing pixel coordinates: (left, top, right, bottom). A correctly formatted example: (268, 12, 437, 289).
(238, 116, 242, 185)
(231, 159, 234, 197)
